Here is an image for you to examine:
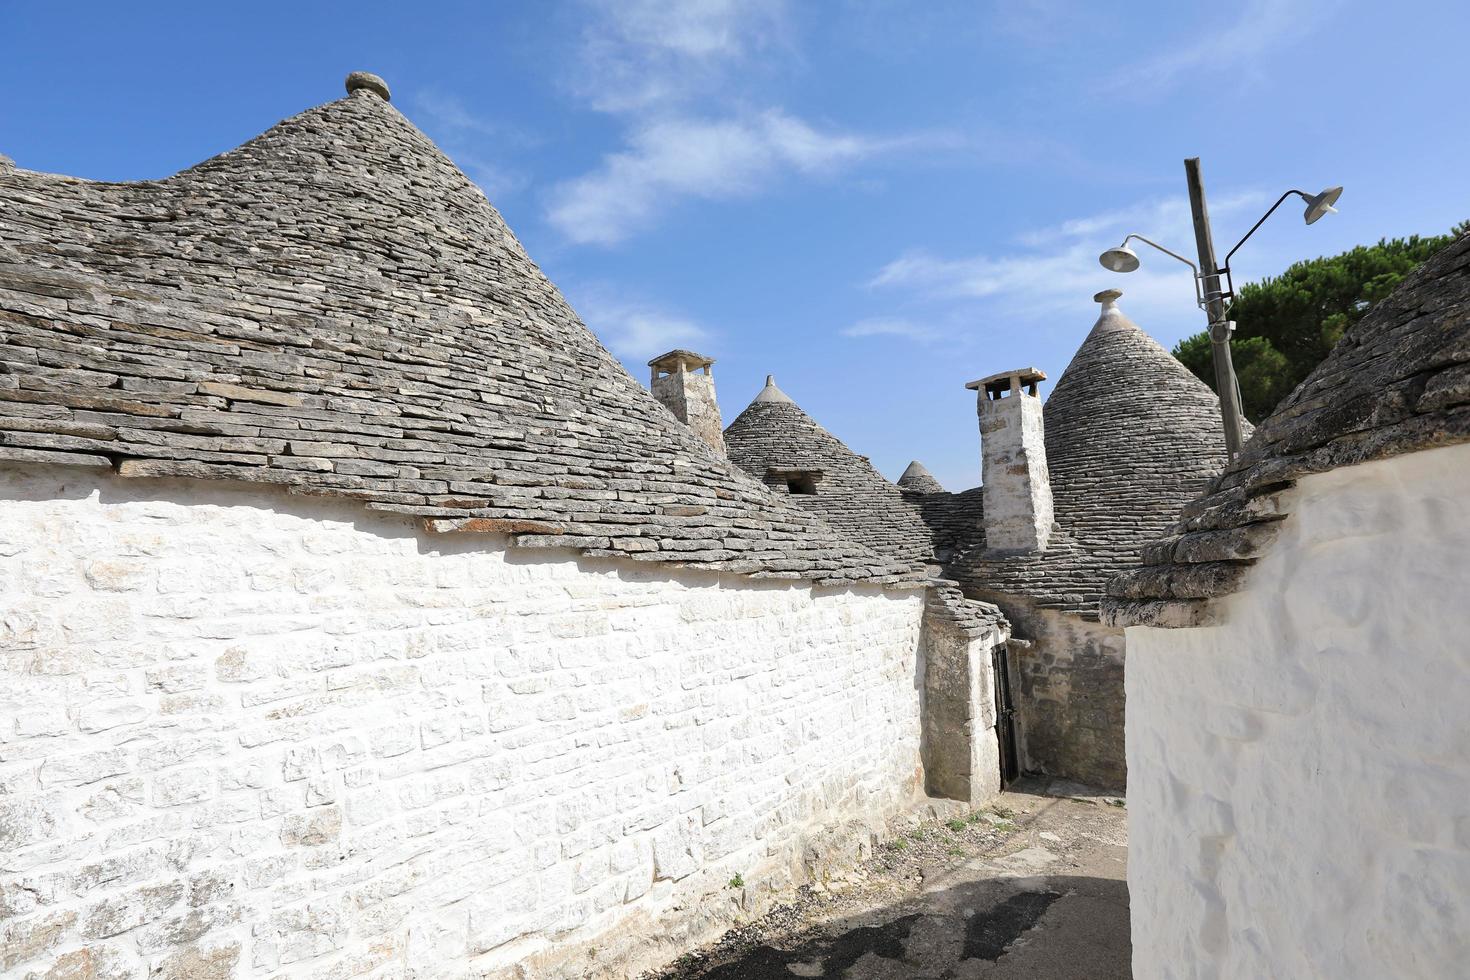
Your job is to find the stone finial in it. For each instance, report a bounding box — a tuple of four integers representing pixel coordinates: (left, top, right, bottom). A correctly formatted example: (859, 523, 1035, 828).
(1090, 288, 1140, 335)
(345, 72, 391, 102)
(751, 375, 796, 406)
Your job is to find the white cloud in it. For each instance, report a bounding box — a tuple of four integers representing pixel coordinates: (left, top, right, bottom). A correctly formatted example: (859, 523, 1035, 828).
(1106, 0, 1334, 96)
(573, 0, 790, 113)
(569, 288, 712, 359)
(547, 110, 891, 245)
(841, 317, 939, 343)
(869, 190, 1272, 332)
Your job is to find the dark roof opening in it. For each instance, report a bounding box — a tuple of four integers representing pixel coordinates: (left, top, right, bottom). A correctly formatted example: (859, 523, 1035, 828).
(786, 474, 818, 495)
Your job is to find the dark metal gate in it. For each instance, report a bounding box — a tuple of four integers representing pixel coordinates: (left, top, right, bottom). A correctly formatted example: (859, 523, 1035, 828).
(992, 643, 1020, 786)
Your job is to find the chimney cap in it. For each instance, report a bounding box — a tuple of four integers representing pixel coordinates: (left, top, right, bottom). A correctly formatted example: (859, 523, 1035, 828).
(1094, 288, 1123, 304)
(648, 349, 715, 371)
(965, 367, 1046, 391)
(345, 72, 391, 101)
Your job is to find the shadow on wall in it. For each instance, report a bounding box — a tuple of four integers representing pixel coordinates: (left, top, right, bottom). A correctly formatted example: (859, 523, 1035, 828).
(50, 465, 922, 604)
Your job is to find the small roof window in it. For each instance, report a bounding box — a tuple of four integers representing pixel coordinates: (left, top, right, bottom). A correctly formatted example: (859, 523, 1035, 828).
(765, 466, 824, 496)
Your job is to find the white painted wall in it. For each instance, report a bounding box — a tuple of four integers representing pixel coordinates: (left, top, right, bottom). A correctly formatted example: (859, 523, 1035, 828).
(1126, 441, 1470, 980)
(0, 465, 929, 979)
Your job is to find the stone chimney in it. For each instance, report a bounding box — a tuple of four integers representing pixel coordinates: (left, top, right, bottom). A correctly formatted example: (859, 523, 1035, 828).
(966, 366, 1053, 552)
(648, 349, 724, 452)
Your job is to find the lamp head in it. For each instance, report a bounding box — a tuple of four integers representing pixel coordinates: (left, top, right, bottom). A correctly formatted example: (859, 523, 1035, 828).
(1302, 186, 1343, 225)
(1099, 244, 1141, 273)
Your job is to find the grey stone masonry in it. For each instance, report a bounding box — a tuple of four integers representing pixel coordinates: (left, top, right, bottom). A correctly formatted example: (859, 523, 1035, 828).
(969, 367, 1054, 552)
(1104, 231, 1470, 628)
(723, 379, 1007, 640)
(950, 291, 1237, 620)
(648, 349, 724, 453)
(0, 75, 923, 590)
(898, 460, 945, 494)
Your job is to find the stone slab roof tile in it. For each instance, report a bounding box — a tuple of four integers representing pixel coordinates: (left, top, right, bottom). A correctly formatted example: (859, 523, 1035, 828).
(724, 390, 1006, 636)
(948, 296, 1238, 618)
(0, 81, 922, 590)
(1103, 231, 1470, 627)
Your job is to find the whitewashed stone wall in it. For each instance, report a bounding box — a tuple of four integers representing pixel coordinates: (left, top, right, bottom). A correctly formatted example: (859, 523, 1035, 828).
(1126, 442, 1470, 980)
(0, 465, 929, 979)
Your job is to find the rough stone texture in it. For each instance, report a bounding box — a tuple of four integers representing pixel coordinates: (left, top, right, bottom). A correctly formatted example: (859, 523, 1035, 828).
(0, 84, 919, 591)
(343, 71, 390, 101)
(1126, 442, 1470, 979)
(727, 298, 1232, 791)
(1003, 601, 1126, 790)
(920, 619, 1003, 804)
(725, 382, 944, 572)
(648, 350, 724, 453)
(973, 372, 1054, 552)
(896, 460, 944, 494)
(1106, 231, 1470, 627)
(955, 294, 1237, 621)
(721, 380, 1009, 795)
(720, 378, 1006, 642)
(0, 464, 933, 979)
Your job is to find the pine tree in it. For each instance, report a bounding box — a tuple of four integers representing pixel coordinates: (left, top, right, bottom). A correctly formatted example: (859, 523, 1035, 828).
(1173, 221, 1468, 421)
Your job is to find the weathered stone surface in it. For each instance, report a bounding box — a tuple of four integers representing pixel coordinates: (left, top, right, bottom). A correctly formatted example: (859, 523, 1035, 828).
(948, 294, 1239, 621)
(649, 349, 725, 453)
(149, 939, 240, 980)
(0, 462, 934, 978)
(1105, 231, 1470, 626)
(2, 910, 77, 972)
(973, 368, 1054, 552)
(343, 70, 390, 101)
(0, 82, 920, 593)
(896, 459, 945, 494)
(722, 378, 1006, 641)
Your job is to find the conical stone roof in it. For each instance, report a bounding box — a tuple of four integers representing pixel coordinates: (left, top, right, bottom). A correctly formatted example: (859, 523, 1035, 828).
(950, 290, 1237, 617)
(724, 381, 1004, 634)
(1106, 230, 1470, 628)
(0, 77, 919, 587)
(725, 382, 941, 569)
(1045, 289, 1237, 546)
(897, 460, 945, 494)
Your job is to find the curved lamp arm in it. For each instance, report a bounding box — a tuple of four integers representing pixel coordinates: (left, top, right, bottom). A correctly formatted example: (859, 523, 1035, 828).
(1222, 190, 1310, 274)
(1120, 234, 1204, 308)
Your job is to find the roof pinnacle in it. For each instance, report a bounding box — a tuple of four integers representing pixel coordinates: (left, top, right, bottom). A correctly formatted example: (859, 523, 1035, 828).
(345, 72, 391, 102)
(751, 374, 796, 406)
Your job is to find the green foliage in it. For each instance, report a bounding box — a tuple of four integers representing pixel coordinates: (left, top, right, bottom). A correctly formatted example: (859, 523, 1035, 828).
(727, 873, 744, 889)
(946, 818, 968, 833)
(1172, 222, 1466, 421)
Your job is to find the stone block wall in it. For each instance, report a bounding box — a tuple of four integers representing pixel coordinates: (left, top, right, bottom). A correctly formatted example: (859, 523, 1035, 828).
(0, 465, 929, 979)
(921, 622, 1002, 804)
(1126, 442, 1470, 979)
(977, 388, 1054, 553)
(999, 600, 1125, 790)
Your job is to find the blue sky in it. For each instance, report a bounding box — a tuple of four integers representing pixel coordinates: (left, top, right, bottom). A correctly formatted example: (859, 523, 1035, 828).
(3, 1, 1466, 490)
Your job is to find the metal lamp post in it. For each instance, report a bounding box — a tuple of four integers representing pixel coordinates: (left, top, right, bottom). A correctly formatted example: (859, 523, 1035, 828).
(1099, 158, 1343, 457)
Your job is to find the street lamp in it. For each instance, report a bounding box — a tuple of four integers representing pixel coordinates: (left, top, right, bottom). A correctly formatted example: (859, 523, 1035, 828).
(1098, 158, 1342, 457)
